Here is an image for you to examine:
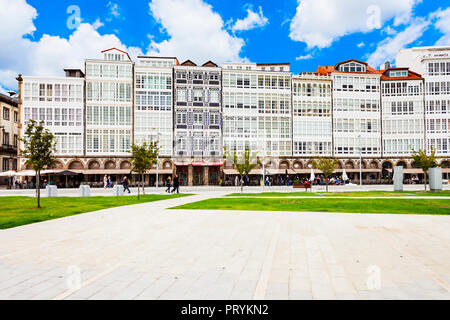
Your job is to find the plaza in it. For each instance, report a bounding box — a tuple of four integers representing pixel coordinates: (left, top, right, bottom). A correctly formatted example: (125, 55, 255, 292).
(0, 185, 449, 300)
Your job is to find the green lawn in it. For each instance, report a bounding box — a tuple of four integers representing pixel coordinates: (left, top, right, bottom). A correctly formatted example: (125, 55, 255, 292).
(171, 198, 450, 215)
(0, 194, 190, 229)
(226, 190, 450, 197)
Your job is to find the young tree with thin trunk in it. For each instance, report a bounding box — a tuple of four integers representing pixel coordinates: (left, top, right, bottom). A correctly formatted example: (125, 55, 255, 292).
(224, 147, 260, 193)
(312, 157, 339, 193)
(20, 120, 56, 208)
(411, 146, 439, 191)
(130, 140, 160, 199)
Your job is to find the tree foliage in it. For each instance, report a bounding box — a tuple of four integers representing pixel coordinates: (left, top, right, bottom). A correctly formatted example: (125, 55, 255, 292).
(130, 140, 160, 199)
(312, 157, 339, 192)
(20, 120, 56, 208)
(411, 146, 440, 191)
(224, 147, 260, 193)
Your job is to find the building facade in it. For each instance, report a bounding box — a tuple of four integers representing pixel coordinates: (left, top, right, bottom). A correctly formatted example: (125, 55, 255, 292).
(397, 46, 450, 156)
(0, 92, 19, 186)
(20, 72, 85, 175)
(292, 73, 332, 157)
(16, 46, 450, 186)
(173, 60, 222, 185)
(134, 56, 178, 157)
(380, 67, 425, 157)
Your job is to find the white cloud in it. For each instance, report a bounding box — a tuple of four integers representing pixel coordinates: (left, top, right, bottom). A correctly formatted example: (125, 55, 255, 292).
(357, 42, 365, 48)
(0, 0, 142, 90)
(366, 18, 430, 68)
(431, 7, 450, 46)
(382, 25, 397, 35)
(92, 19, 104, 30)
(289, 0, 420, 48)
(147, 0, 245, 64)
(107, 2, 121, 19)
(295, 54, 313, 60)
(231, 6, 269, 32)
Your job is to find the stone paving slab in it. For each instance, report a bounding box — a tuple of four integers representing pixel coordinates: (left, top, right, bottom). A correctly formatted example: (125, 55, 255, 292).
(0, 191, 449, 300)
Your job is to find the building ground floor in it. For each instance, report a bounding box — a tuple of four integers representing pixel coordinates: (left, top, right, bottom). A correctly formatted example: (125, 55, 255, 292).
(16, 156, 450, 188)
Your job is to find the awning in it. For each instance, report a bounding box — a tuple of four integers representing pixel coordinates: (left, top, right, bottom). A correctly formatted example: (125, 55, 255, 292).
(265, 169, 296, 174)
(148, 169, 173, 174)
(174, 161, 223, 166)
(223, 169, 238, 175)
(249, 169, 262, 175)
(335, 169, 382, 173)
(16, 170, 36, 176)
(83, 169, 132, 175)
(223, 168, 262, 175)
(293, 168, 381, 174)
(387, 168, 422, 174)
(0, 170, 18, 177)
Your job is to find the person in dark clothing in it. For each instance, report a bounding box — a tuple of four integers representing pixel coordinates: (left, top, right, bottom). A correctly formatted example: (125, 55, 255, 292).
(171, 175, 180, 194)
(122, 176, 131, 194)
(165, 176, 172, 193)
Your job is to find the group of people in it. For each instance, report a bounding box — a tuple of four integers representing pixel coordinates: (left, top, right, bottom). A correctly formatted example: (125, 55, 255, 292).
(261, 175, 292, 187)
(103, 175, 112, 189)
(165, 175, 180, 193)
(103, 175, 131, 194)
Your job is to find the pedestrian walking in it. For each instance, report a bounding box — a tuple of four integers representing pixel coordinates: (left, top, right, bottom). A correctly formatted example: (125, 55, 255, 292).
(171, 175, 180, 194)
(165, 176, 172, 193)
(107, 176, 111, 188)
(122, 176, 131, 194)
(234, 176, 239, 187)
(103, 175, 108, 189)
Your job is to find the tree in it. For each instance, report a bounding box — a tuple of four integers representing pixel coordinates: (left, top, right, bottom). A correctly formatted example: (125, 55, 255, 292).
(20, 120, 56, 208)
(130, 140, 160, 199)
(224, 147, 260, 193)
(411, 146, 439, 191)
(312, 157, 339, 193)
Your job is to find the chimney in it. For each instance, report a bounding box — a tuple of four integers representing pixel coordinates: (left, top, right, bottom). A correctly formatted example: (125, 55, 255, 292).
(384, 61, 391, 70)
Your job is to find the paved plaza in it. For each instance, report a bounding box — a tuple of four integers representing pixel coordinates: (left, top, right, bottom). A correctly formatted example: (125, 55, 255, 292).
(0, 185, 449, 300)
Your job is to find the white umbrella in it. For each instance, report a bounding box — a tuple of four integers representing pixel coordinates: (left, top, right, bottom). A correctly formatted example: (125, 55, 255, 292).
(0, 170, 17, 177)
(41, 169, 59, 175)
(15, 170, 36, 177)
(342, 168, 348, 182)
(310, 168, 315, 181)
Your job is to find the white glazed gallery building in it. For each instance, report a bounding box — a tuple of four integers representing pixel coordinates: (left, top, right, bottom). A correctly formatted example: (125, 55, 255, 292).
(17, 47, 450, 186)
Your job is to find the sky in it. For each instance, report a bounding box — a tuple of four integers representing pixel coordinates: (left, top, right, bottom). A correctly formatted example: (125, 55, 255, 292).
(0, 0, 449, 92)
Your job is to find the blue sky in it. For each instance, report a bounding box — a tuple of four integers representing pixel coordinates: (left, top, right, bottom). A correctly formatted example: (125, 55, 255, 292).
(1, 0, 449, 91)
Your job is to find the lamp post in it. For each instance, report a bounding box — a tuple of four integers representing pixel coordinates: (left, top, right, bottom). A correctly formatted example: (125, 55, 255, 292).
(358, 134, 362, 186)
(152, 129, 162, 194)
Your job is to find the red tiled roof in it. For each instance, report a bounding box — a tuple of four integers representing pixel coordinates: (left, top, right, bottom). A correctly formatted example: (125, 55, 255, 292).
(101, 48, 131, 60)
(380, 68, 423, 80)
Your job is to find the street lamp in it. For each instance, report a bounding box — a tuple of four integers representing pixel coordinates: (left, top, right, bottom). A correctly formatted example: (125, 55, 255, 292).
(152, 129, 162, 193)
(358, 134, 362, 186)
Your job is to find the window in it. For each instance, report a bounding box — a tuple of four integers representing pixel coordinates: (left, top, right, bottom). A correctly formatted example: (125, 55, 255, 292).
(193, 111, 203, 125)
(13, 111, 18, 123)
(193, 90, 203, 102)
(3, 107, 9, 120)
(2, 158, 9, 171)
(13, 135, 17, 147)
(2, 132, 9, 145)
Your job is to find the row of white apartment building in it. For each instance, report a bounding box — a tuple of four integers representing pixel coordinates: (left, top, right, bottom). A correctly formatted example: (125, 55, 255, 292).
(16, 46, 450, 186)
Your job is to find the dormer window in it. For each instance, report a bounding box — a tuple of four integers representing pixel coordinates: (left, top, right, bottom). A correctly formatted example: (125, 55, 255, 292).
(339, 62, 366, 73)
(104, 53, 125, 61)
(389, 70, 408, 77)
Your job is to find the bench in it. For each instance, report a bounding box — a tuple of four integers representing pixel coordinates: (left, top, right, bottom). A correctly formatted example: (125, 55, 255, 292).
(293, 183, 311, 191)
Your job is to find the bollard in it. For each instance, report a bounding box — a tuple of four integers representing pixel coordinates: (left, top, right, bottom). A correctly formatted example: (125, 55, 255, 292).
(393, 166, 403, 192)
(113, 184, 124, 196)
(46, 185, 58, 197)
(429, 167, 443, 193)
(79, 185, 91, 197)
